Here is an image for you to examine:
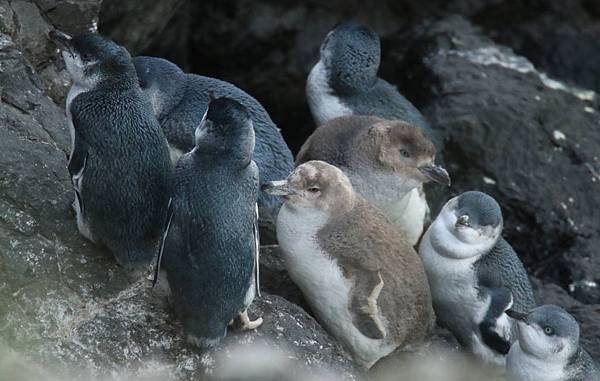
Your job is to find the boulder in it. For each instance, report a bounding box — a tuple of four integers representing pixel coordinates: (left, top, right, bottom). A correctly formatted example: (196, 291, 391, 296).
(381, 15, 600, 304)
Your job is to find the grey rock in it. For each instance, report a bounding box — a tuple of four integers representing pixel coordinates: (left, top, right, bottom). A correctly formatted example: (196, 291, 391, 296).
(99, 0, 186, 54)
(259, 245, 307, 310)
(381, 15, 600, 304)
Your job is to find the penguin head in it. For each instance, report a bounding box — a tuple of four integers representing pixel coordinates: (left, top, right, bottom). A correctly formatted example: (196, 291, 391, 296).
(434, 191, 503, 259)
(194, 97, 255, 165)
(319, 21, 380, 93)
(262, 161, 355, 214)
(49, 31, 135, 88)
(507, 305, 579, 361)
(361, 118, 450, 190)
(133, 56, 185, 118)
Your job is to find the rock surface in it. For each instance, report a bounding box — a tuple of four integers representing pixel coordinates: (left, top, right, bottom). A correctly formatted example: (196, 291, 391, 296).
(381, 16, 600, 304)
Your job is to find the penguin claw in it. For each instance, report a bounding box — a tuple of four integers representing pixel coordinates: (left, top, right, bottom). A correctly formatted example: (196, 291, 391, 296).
(234, 310, 263, 331)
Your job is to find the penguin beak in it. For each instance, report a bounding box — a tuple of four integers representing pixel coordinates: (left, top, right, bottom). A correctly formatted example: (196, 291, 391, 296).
(49, 30, 73, 52)
(506, 309, 529, 323)
(261, 180, 296, 197)
(418, 164, 451, 186)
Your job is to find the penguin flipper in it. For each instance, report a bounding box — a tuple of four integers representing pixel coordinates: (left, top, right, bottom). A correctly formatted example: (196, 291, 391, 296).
(479, 286, 513, 355)
(253, 203, 260, 297)
(153, 197, 174, 288)
(350, 270, 386, 340)
(68, 131, 89, 214)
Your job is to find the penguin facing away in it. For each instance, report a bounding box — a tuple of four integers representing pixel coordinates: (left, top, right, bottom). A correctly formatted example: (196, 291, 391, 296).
(49, 30, 172, 271)
(506, 305, 599, 381)
(419, 191, 536, 367)
(296, 115, 449, 245)
(156, 97, 262, 348)
(306, 21, 441, 151)
(263, 160, 434, 368)
(133, 56, 294, 214)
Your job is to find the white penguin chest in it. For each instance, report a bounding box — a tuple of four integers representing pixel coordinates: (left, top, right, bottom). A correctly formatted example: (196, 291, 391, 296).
(507, 344, 567, 381)
(276, 205, 391, 367)
(66, 84, 88, 159)
(306, 61, 352, 125)
(348, 171, 427, 245)
(420, 234, 483, 316)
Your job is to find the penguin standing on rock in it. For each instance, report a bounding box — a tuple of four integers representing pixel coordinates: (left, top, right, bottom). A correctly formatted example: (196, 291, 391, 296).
(263, 161, 434, 368)
(297, 116, 449, 245)
(419, 191, 536, 367)
(49, 31, 172, 271)
(306, 21, 441, 150)
(133, 56, 294, 214)
(157, 97, 262, 348)
(506, 305, 599, 381)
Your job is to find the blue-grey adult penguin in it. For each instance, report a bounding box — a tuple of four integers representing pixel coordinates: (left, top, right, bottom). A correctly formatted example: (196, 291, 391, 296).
(306, 21, 440, 150)
(49, 31, 172, 271)
(418, 191, 536, 367)
(133, 56, 293, 215)
(156, 97, 262, 348)
(506, 305, 599, 381)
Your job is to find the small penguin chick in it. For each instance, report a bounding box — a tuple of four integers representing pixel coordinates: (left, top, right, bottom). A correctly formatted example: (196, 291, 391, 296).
(263, 161, 434, 368)
(49, 30, 172, 271)
(297, 116, 449, 245)
(306, 22, 441, 152)
(506, 305, 599, 381)
(419, 191, 536, 367)
(158, 97, 262, 349)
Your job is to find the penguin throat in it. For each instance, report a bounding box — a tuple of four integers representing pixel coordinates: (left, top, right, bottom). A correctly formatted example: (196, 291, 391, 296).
(429, 216, 498, 260)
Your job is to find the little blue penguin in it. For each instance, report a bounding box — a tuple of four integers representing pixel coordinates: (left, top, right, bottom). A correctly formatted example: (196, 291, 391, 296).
(418, 191, 536, 367)
(49, 30, 172, 271)
(296, 115, 449, 245)
(262, 160, 434, 368)
(506, 305, 599, 381)
(156, 97, 262, 348)
(306, 21, 441, 150)
(133, 56, 294, 214)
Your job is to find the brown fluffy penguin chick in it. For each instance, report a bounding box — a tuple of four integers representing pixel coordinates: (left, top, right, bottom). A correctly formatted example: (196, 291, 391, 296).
(296, 116, 449, 246)
(262, 160, 435, 368)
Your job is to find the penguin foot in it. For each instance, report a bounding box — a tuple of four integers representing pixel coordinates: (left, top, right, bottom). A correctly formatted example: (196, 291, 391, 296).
(233, 310, 263, 331)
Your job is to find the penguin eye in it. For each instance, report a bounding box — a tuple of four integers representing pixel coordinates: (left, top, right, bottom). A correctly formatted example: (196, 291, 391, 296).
(307, 186, 320, 193)
(81, 53, 93, 62)
(400, 149, 411, 158)
(543, 327, 554, 336)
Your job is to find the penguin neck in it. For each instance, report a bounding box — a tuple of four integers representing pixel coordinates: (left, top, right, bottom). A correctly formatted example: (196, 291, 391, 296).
(428, 214, 499, 261)
(508, 342, 569, 381)
(345, 161, 420, 203)
(192, 144, 252, 170)
(94, 71, 137, 91)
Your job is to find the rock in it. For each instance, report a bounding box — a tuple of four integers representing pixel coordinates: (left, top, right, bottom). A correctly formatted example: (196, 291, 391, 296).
(532, 278, 600, 360)
(381, 15, 600, 304)
(474, 0, 600, 94)
(35, 289, 362, 380)
(99, 0, 186, 55)
(259, 245, 307, 310)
